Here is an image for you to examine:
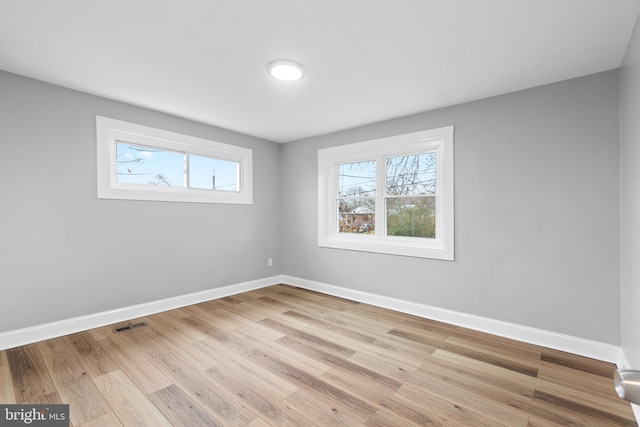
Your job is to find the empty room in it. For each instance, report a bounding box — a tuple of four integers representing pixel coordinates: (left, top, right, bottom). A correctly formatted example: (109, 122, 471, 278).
(2, 1, 640, 425)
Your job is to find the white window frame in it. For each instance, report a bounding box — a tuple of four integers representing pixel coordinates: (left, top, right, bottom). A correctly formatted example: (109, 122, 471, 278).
(96, 116, 253, 204)
(318, 126, 454, 260)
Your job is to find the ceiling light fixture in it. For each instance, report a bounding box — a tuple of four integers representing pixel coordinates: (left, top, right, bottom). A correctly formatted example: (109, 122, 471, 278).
(267, 59, 305, 81)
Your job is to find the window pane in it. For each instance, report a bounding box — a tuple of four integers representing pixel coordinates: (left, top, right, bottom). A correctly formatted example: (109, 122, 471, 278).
(386, 197, 435, 238)
(338, 198, 375, 234)
(338, 160, 376, 197)
(116, 142, 184, 187)
(189, 154, 239, 192)
(386, 153, 436, 196)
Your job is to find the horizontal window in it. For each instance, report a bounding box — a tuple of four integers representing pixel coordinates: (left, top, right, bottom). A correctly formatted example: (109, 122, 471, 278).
(318, 126, 454, 260)
(96, 116, 252, 204)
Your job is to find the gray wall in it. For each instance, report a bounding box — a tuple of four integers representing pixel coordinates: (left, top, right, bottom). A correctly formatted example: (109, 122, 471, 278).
(0, 70, 282, 333)
(0, 67, 623, 346)
(281, 70, 621, 344)
(621, 18, 640, 365)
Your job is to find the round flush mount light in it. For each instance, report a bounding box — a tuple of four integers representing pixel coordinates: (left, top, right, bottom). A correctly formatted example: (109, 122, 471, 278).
(267, 59, 305, 81)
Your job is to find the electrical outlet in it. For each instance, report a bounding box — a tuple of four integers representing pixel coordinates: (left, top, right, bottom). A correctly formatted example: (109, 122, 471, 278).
(267, 258, 273, 267)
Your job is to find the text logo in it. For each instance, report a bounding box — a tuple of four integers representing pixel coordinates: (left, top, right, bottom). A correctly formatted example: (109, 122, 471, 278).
(0, 405, 68, 426)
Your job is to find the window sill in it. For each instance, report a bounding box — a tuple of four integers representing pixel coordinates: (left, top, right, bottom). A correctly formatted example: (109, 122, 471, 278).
(318, 235, 454, 260)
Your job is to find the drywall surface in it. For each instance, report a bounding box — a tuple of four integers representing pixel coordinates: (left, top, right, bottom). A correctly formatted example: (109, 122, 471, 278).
(0, 70, 281, 333)
(281, 70, 621, 344)
(621, 18, 640, 366)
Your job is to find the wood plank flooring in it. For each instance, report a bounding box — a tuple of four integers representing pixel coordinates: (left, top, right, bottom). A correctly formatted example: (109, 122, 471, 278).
(1, 284, 636, 426)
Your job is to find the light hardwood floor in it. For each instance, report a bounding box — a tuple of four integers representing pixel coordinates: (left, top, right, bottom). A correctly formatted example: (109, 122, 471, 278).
(0, 284, 636, 426)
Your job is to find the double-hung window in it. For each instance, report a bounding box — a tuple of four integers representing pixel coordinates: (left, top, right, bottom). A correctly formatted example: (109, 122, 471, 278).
(96, 116, 253, 204)
(318, 126, 454, 260)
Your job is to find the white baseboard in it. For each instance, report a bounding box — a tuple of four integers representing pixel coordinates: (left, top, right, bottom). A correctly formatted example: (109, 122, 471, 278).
(281, 275, 622, 364)
(0, 273, 621, 365)
(2, 274, 633, 421)
(0, 276, 280, 351)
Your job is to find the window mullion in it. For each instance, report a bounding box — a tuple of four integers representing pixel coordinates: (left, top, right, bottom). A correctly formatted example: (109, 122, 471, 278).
(184, 153, 189, 188)
(377, 155, 386, 238)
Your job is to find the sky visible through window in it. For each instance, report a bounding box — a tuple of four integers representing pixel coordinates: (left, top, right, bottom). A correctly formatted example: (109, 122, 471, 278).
(338, 160, 377, 196)
(338, 152, 436, 197)
(116, 142, 238, 191)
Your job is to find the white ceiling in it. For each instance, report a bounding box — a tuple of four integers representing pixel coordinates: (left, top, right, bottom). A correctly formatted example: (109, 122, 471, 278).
(1, 1, 639, 143)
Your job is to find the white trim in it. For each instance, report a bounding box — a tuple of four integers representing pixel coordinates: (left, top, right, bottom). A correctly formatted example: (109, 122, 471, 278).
(619, 349, 632, 371)
(0, 272, 621, 365)
(0, 276, 281, 351)
(96, 116, 253, 204)
(2, 273, 632, 421)
(281, 275, 621, 363)
(318, 126, 454, 260)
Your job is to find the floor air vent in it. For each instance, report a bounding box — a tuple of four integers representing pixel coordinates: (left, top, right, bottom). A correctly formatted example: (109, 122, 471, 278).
(112, 322, 149, 334)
